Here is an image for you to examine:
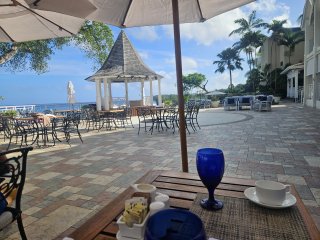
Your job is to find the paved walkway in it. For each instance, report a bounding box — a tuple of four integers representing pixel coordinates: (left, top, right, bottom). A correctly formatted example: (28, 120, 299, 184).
(0, 102, 319, 239)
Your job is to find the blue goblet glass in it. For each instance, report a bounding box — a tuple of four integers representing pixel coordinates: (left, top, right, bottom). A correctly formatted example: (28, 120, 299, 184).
(196, 148, 225, 210)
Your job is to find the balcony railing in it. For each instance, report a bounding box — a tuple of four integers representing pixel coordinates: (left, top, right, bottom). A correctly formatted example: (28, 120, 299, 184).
(0, 105, 36, 113)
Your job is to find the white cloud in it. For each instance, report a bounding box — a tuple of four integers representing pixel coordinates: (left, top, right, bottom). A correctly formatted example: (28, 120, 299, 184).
(128, 26, 159, 41)
(138, 51, 149, 60)
(165, 56, 198, 74)
(273, 4, 292, 27)
(248, 0, 294, 27)
(157, 71, 178, 95)
(162, 8, 247, 46)
(48, 61, 93, 77)
(83, 84, 95, 91)
(206, 71, 246, 91)
(247, 0, 278, 12)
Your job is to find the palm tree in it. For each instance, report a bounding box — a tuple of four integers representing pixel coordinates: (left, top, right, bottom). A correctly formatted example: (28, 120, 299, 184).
(230, 11, 266, 72)
(297, 14, 303, 26)
(234, 31, 266, 70)
(264, 19, 287, 91)
(278, 29, 304, 64)
(229, 11, 265, 36)
(213, 48, 243, 91)
(245, 68, 263, 92)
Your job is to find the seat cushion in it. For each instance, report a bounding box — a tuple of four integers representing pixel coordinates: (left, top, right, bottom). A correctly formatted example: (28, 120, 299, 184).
(0, 211, 13, 230)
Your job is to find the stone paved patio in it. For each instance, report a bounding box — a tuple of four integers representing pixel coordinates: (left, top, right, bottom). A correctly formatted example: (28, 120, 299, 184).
(0, 102, 319, 239)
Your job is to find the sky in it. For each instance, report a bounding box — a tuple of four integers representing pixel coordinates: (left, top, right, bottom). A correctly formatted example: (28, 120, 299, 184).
(0, 0, 305, 106)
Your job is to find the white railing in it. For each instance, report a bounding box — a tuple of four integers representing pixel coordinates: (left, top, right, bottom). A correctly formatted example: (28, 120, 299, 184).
(308, 84, 314, 99)
(0, 105, 36, 112)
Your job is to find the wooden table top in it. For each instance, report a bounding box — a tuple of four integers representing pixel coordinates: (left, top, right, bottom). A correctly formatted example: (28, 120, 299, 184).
(60, 171, 320, 240)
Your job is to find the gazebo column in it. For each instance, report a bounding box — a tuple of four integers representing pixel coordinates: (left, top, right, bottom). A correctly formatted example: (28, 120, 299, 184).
(149, 78, 153, 106)
(95, 79, 102, 111)
(158, 78, 162, 106)
(125, 80, 129, 107)
(141, 79, 145, 106)
(103, 78, 109, 110)
(108, 80, 113, 108)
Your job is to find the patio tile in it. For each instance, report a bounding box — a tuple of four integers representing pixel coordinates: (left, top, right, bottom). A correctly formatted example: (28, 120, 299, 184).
(24, 206, 42, 216)
(35, 172, 62, 180)
(49, 186, 81, 197)
(294, 185, 315, 200)
(277, 174, 307, 185)
(23, 205, 91, 240)
(304, 156, 320, 167)
(311, 188, 320, 204)
(1, 102, 320, 238)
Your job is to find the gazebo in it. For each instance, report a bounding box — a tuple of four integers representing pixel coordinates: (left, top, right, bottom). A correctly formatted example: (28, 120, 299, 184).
(85, 30, 163, 110)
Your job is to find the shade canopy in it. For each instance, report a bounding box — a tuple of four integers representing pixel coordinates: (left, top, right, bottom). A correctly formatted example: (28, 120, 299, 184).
(29, 0, 254, 27)
(67, 81, 76, 104)
(29, 0, 255, 172)
(0, 0, 84, 42)
(86, 30, 163, 83)
(205, 91, 226, 96)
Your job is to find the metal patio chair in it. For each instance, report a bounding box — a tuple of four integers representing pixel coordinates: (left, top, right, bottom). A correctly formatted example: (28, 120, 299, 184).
(0, 146, 33, 240)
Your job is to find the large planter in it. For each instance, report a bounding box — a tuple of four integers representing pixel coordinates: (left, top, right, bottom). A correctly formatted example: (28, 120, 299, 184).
(273, 96, 280, 104)
(211, 101, 219, 108)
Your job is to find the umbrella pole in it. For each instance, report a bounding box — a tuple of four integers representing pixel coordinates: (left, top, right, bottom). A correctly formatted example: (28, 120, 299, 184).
(172, 0, 188, 172)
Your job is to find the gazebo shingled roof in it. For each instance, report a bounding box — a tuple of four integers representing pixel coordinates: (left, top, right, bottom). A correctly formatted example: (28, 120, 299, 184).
(86, 30, 163, 82)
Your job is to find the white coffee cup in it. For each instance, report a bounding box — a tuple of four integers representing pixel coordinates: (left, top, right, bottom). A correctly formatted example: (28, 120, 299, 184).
(131, 184, 157, 200)
(149, 201, 165, 216)
(155, 193, 170, 208)
(255, 180, 290, 205)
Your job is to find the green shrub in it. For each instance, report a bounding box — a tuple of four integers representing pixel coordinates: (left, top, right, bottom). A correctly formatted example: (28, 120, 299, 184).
(3, 110, 18, 118)
(164, 100, 173, 107)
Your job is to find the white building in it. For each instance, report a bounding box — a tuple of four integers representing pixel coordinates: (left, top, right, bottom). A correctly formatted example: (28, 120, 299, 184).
(280, 63, 304, 101)
(302, 0, 320, 109)
(259, 31, 304, 72)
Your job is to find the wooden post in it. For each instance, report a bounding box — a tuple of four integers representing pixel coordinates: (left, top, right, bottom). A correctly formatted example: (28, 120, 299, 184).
(172, 0, 188, 172)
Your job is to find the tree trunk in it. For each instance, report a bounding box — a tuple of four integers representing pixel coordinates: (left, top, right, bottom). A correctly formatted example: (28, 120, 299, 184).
(229, 68, 233, 91)
(0, 46, 18, 65)
(246, 51, 252, 71)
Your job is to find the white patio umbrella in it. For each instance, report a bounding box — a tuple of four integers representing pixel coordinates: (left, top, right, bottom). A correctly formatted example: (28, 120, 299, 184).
(30, 0, 255, 172)
(67, 81, 76, 107)
(0, 0, 85, 42)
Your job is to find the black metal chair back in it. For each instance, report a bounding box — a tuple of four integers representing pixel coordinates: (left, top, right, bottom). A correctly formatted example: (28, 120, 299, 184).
(0, 146, 33, 240)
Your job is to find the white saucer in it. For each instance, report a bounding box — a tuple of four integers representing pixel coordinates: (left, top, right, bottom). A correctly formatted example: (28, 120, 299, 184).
(116, 231, 143, 240)
(244, 187, 296, 209)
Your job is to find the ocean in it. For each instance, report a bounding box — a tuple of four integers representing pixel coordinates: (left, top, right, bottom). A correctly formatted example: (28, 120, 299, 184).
(0, 97, 157, 113)
(35, 98, 127, 112)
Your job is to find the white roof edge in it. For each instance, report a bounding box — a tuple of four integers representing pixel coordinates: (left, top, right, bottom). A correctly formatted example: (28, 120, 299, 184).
(280, 63, 304, 75)
(85, 74, 163, 82)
